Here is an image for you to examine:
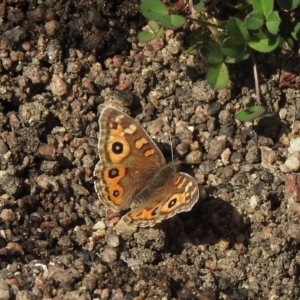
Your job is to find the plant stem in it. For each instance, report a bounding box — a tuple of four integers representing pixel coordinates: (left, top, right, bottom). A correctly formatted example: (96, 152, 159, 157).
(251, 50, 261, 105)
(185, 16, 221, 28)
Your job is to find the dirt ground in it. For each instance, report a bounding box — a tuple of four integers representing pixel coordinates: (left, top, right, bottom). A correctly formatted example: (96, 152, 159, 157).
(1, 1, 300, 299)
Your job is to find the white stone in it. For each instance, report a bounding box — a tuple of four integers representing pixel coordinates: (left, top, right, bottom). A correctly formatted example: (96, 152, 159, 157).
(288, 137, 300, 155)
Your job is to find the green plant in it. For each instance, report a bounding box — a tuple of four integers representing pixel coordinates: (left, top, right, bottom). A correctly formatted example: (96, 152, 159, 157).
(138, 0, 186, 42)
(138, 0, 300, 120)
(140, 0, 186, 29)
(138, 20, 165, 42)
(235, 106, 265, 122)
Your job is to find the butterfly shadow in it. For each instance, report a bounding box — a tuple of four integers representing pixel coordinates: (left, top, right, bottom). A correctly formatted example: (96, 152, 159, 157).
(160, 190, 250, 254)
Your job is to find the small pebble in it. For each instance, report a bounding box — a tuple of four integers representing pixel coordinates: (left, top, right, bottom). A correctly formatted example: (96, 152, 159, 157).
(249, 195, 259, 208)
(280, 155, 300, 173)
(0, 209, 16, 222)
(0, 279, 10, 300)
(93, 221, 106, 230)
(44, 20, 61, 36)
(0, 139, 9, 154)
(105, 232, 120, 247)
(288, 137, 300, 154)
(185, 149, 203, 164)
(221, 148, 231, 165)
(49, 74, 68, 96)
(99, 247, 118, 264)
(207, 136, 227, 160)
(285, 173, 300, 214)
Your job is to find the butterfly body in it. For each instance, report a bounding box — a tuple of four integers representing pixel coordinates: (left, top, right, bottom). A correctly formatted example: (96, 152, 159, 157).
(94, 107, 199, 227)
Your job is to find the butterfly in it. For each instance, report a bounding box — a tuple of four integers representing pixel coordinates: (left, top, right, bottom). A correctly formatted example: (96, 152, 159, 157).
(94, 107, 199, 227)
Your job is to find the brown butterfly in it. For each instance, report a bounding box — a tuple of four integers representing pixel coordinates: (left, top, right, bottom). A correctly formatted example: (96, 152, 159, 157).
(94, 107, 199, 227)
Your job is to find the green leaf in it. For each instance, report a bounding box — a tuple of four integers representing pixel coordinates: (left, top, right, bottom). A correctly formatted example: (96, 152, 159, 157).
(291, 22, 300, 41)
(160, 14, 186, 29)
(193, 0, 204, 9)
(140, 0, 168, 21)
(226, 18, 250, 42)
(186, 44, 198, 55)
(148, 20, 160, 33)
(277, 0, 300, 10)
(244, 11, 265, 30)
(252, 0, 273, 18)
(284, 36, 295, 48)
(248, 32, 279, 52)
(138, 31, 158, 43)
(225, 50, 251, 63)
(140, 0, 185, 29)
(235, 106, 266, 122)
(156, 27, 165, 36)
(200, 41, 223, 65)
(222, 37, 246, 58)
(206, 63, 229, 90)
(266, 11, 281, 34)
(138, 20, 164, 42)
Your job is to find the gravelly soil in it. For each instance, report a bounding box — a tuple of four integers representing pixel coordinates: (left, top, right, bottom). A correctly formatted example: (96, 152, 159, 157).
(1, 1, 300, 300)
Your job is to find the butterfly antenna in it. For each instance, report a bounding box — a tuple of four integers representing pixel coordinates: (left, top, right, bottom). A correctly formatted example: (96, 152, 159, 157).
(168, 132, 174, 162)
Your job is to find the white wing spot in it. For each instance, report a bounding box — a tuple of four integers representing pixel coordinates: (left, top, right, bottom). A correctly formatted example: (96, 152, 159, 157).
(124, 124, 137, 134)
(115, 115, 124, 122)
